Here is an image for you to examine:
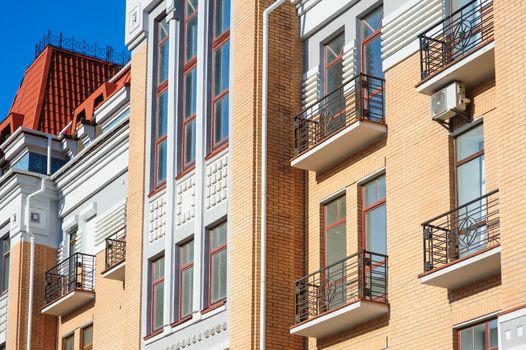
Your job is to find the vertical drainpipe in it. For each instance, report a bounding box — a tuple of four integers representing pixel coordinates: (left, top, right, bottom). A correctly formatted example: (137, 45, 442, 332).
(261, 1, 286, 349)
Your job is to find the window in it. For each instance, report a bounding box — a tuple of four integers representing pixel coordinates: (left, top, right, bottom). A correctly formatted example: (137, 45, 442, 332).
(68, 228, 78, 257)
(323, 195, 346, 309)
(180, 0, 198, 171)
(178, 240, 194, 319)
(455, 124, 485, 257)
(209, 222, 227, 305)
(362, 174, 386, 255)
(458, 319, 498, 350)
(210, 0, 231, 150)
(150, 256, 165, 333)
(361, 6, 383, 79)
(154, 17, 170, 188)
(62, 334, 74, 350)
(0, 235, 9, 294)
(322, 32, 345, 131)
(81, 325, 93, 350)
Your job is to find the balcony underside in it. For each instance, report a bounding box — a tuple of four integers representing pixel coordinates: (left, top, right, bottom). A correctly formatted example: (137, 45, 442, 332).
(417, 41, 495, 95)
(101, 261, 125, 281)
(290, 300, 389, 338)
(419, 245, 501, 289)
(41, 290, 95, 316)
(291, 120, 387, 172)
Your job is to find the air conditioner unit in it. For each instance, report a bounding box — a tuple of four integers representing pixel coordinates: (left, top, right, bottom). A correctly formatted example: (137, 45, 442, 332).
(431, 82, 469, 121)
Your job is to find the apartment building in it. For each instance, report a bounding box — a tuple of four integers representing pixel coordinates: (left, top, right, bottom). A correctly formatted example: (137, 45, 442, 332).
(0, 34, 136, 349)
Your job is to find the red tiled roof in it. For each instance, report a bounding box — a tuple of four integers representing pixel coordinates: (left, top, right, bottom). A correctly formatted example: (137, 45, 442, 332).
(0, 45, 121, 139)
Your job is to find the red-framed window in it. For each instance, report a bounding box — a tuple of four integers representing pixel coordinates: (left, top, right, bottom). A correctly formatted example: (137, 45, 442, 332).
(154, 17, 170, 188)
(180, 0, 199, 172)
(323, 32, 345, 96)
(458, 318, 498, 350)
(81, 324, 93, 350)
(150, 256, 165, 334)
(208, 222, 227, 305)
(0, 235, 9, 294)
(62, 334, 74, 350)
(362, 174, 386, 255)
(210, 0, 231, 151)
(360, 5, 383, 79)
(178, 240, 194, 320)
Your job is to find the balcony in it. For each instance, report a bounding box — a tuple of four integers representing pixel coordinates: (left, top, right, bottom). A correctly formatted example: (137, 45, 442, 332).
(290, 251, 388, 338)
(420, 190, 500, 289)
(291, 74, 386, 172)
(41, 253, 95, 316)
(101, 235, 126, 281)
(417, 0, 494, 95)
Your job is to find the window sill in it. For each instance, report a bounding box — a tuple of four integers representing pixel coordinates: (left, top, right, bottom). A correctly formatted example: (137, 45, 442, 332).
(176, 164, 195, 181)
(147, 183, 166, 198)
(205, 142, 228, 161)
(143, 328, 163, 341)
(202, 299, 226, 315)
(170, 315, 192, 328)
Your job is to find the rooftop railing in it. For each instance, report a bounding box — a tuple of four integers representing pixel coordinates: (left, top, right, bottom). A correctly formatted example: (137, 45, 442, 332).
(422, 189, 500, 272)
(293, 73, 385, 157)
(35, 30, 131, 66)
(418, 0, 494, 80)
(44, 252, 96, 305)
(294, 250, 388, 324)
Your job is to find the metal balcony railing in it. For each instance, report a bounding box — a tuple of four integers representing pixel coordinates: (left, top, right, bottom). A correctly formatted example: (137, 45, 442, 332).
(293, 73, 385, 156)
(422, 189, 500, 272)
(105, 235, 126, 270)
(418, 0, 494, 80)
(294, 250, 388, 324)
(44, 253, 96, 305)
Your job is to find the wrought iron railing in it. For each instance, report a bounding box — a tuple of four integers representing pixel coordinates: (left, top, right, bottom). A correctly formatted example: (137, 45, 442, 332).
(35, 30, 131, 66)
(44, 253, 96, 305)
(422, 190, 500, 272)
(293, 73, 385, 156)
(294, 250, 388, 324)
(419, 0, 494, 80)
(105, 235, 126, 270)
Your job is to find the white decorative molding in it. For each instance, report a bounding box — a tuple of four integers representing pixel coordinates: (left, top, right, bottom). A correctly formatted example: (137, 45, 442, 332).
(94, 200, 127, 248)
(342, 42, 356, 84)
(79, 202, 97, 221)
(176, 176, 196, 227)
(301, 68, 320, 109)
(172, 322, 227, 349)
(382, 0, 442, 71)
(205, 154, 229, 211)
(0, 294, 8, 336)
(149, 191, 167, 243)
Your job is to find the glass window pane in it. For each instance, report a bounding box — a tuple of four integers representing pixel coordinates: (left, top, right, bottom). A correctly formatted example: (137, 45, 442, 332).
(211, 249, 227, 303)
(157, 91, 168, 138)
(2, 254, 9, 292)
(158, 40, 169, 84)
(214, 0, 231, 38)
(325, 223, 346, 266)
(181, 241, 194, 266)
(153, 257, 164, 281)
(214, 42, 230, 96)
(377, 175, 386, 200)
(457, 156, 485, 206)
(184, 69, 197, 119)
(153, 282, 164, 330)
(362, 6, 383, 38)
(325, 61, 343, 94)
(457, 125, 484, 162)
(489, 320, 498, 348)
(184, 120, 196, 166)
(181, 267, 193, 317)
(156, 141, 167, 184)
(185, 16, 198, 62)
(64, 336, 74, 350)
(473, 324, 486, 350)
(325, 33, 344, 63)
(210, 223, 227, 250)
(365, 204, 387, 255)
(159, 18, 169, 41)
(214, 94, 229, 145)
(460, 328, 474, 350)
(364, 181, 377, 207)
(325, 196, 345, 226)
(82, 326, 93, 347)
(363, 35, 384, 79)
(186, 0, 198, 17)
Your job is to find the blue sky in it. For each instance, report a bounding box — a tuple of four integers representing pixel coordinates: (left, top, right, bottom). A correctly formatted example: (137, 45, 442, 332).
(0, 0, 127, 121)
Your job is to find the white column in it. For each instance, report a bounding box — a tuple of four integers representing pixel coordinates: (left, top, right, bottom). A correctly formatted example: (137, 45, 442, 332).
(163, 3, 179, 328)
